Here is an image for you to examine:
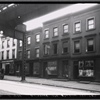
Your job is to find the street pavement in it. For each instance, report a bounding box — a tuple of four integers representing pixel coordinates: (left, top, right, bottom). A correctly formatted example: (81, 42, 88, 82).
(3, 75, 100, 93)
(0, 80, 99, 95)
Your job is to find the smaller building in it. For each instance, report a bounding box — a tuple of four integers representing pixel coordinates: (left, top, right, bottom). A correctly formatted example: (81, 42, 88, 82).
(0, 36, 17, 76)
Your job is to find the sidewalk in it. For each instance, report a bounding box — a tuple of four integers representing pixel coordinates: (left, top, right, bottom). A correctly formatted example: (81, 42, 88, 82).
(3, 75, 100, 93)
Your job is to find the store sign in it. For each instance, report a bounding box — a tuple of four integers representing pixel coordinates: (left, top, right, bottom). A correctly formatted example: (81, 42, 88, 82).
(46, 61, 57, 75)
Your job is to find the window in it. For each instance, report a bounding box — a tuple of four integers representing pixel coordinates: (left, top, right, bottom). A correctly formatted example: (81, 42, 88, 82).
(19, 40, 22, 47)
(35, 48, 39, 58)
(13, 39, 16, 46)
(7, 39, 10, 47)
(63, 24, 68, 33)
(27, 37, 31, 45)
(62, 41, 69, 54)
(87, 17, 95, 30)
(74, 40, 81, 53)
(44, 30, 49, 39)
(27, 50, 30, 59)
(86, 38, 94, 52)
(2, 51, 4, 60)
(44, 44, 50, 55)
(19, 51, 22, 59)
(12, 49, 15, 59)
(74, 22, 81, 33)
(53, 27, 58, 37)
(36, 34, 40, 42)
(25, 63, 30, 75)
(7, 50, 9, 59)
(53, 43, 58, 55)
(2, 41, 4, 49)
(78, 60, 94, 77)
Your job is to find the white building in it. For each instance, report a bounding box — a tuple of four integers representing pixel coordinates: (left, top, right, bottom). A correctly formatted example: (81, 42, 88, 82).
(0, 36, 17, 75)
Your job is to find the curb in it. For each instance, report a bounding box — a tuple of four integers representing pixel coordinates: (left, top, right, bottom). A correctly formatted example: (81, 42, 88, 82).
(3, 77, 100, 94)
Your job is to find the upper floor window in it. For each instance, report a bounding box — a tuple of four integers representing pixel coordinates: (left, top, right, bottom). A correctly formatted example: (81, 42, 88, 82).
(87, 17, 95, 30)
(74, 40, 81, 53)
(86, 38, 95, 52)
(13, 39, 16, 46)
(44, 44, 50, 55)
(27, 37, 31, 45)
(74, 21, 81, 33)
(63, 24, 68, 34)
(36, 34, 40, 42)
(7, 39, 10, 48)
(19, 51, 22, 59)
(19, 40, 22, 47)
(35, 48, 39, 58)
(44, 30, 49, 39)
(62, 41, 69, 54)
(7, 50, 9, 59)
(2, 41, 4, 49)
(53, 43, 58, 55)
(12, 49, 15, 59)
(2, 51, 4, 60)
(27, 50, 30, 59)
(53, 27, 58, 37)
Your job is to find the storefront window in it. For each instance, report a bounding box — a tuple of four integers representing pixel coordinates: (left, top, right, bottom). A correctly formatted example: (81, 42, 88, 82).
(33, 62, 40, 75)
(25, 63, 29, 75)
(9, 63, 14, 74)
(46, 61, 57, 75)
(78, 60, 94, 77)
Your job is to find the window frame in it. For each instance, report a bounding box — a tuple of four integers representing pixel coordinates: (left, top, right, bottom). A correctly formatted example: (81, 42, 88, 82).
(73, 21, 81, 34)
(52, 42, 58, 55)
(35, 48, 40, 58)
(27, 36, 31, 45)
(73, 39, 81, 54)
(19, 40, 22, 47)
(2, 41, 4, 49)
(63, 24, 69, 34)
(13, 39, 16, 46)
(86, 37, 95, 53)
(12, 49, 15, 59)
(27, 50, 31, 59)
(2, 51, 4, 60)
(44, 29, 49, 39)
(7, 50, 9, 59)
(86, 17, 95, 31)
(62, 41, 69, 54)
(53, 27, 58, 37)
(35, 34, 40, 43)
(44, 43, 50, 55)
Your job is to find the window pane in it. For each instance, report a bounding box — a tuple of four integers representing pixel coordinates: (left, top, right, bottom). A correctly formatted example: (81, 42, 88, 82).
(74, 41, 80, 53)
(53, 43, 57, 54)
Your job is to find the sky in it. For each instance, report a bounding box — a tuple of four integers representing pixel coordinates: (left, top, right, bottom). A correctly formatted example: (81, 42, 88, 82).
(23, 3, 98, 31)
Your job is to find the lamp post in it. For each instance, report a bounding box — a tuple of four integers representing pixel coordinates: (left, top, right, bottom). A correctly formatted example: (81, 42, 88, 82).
(21, 32, 26, 81)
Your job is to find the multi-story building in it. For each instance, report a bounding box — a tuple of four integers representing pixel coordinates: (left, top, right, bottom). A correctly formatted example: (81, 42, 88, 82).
(2, 4, 100, 82)
(0, 36, 17, 75)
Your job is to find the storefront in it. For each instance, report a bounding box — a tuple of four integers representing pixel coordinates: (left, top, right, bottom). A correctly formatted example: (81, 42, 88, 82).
(1, 60, 15, 75)
(33, 62, 40, 77)
(43, 60, 58, 78)
(73, 59, 94, 81)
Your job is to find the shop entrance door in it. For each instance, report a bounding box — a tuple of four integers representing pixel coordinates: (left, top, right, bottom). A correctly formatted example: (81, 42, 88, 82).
(5, 64, 10, 75)
(43, 62, 47, 78)
(62, 60, 68, 78)
(73, 61, 79, 80)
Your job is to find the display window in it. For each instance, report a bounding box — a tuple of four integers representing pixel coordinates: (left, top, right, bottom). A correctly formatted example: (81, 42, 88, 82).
(46, 61, 57, 75)
(78, 60, 94, 77)
(33, 62, 40, 75)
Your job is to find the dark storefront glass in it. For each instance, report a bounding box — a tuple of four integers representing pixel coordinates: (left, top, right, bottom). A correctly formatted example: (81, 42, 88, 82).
(33, 62, 40, 75)
(25, 63, 29, 75)
(9, 63, 14, 74)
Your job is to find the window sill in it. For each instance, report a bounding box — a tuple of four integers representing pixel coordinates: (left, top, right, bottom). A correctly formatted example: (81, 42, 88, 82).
(86, 28, 95, 32)
(62, 33, 69, 36)
(44, 38, 49, 40)
(85, 51, 95, 54)
(62, 52, 69, 55)
(73, 52, 81, 55)
(52, 36, 59, 38)
(73, 31, 81, 35)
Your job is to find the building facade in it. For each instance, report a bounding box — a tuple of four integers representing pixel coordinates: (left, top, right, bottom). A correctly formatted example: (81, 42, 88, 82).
(0, 36, 17, 75)
(1, 5, 100, 82)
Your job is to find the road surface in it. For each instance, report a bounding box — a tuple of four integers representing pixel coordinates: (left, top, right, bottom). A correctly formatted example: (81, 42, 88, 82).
(0, 80, 99, 95)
